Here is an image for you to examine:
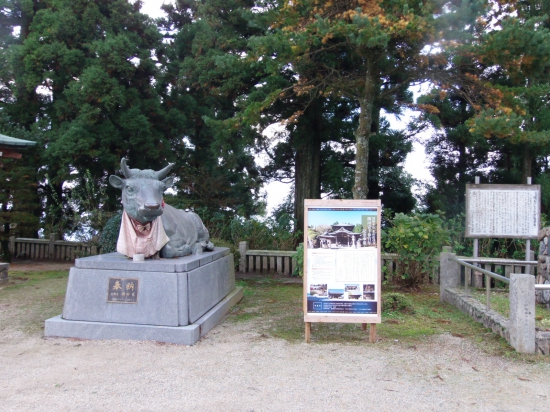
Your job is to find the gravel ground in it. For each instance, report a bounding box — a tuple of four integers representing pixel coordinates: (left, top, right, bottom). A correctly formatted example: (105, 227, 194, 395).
(1, 320, 550, 411)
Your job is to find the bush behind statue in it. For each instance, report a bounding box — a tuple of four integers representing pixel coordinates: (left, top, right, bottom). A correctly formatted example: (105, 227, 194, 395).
(384, 212, 448, 288)
(99, 212, 122, 254)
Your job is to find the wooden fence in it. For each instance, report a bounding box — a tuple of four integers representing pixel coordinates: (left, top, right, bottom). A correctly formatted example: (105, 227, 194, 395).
(8, 234, 100, 261)
(238, 241, 400, 277)
(8, 236, 534, 283)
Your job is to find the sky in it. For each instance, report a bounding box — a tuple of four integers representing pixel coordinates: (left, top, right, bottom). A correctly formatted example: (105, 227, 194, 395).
(139, 0, 434, 212)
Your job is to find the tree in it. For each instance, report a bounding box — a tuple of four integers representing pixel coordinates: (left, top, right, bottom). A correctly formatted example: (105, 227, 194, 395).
(415, 90, 493, 217)
(466, 12, 550, 183)
(158, 0, 267, 218)
(0, 112, 40, 261)
(253, 0, 434, 199)
(2, 0, 175, 237)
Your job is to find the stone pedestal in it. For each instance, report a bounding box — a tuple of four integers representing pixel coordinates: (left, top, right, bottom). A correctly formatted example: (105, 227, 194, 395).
(0, 262, 8, 285)
(44, 248, 242, 345)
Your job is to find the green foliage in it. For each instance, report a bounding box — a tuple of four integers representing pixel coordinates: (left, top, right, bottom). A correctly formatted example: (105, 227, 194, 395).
(382, 292, 415, 314)
(226, 213, 299, 251)
(384, 212, 448, 288)
(42, 170, 115, 240)
(444, 213, 537, 260)
(99, 212, 122, 254)
(0, 112, 41, 261)
(209, 237, 240, 271)
(292, 243, 304, 277)
(192, 207, 300, 252)
(158, 0, 266, 219)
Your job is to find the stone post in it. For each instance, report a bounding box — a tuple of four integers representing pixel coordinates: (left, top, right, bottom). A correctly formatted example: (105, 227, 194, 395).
(49, 233, 60, 259)
(0, 262, 8, 285)
(9, 236, 15, 255)
(509, 273, 535, 354)
(238, 241, 248, 273)
(439, 246, 460, 302)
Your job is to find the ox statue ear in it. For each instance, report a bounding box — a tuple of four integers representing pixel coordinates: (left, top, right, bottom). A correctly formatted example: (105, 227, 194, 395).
(162, 176, 174, 189)
(109, 175, 124, 189)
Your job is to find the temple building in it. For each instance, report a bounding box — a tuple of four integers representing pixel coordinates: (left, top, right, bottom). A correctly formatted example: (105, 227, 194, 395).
(0, 134, 36, 163)
(314, 222, 377, 248)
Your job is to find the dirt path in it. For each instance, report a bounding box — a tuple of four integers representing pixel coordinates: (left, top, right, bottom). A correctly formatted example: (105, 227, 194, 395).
(1, 323, 549, 411)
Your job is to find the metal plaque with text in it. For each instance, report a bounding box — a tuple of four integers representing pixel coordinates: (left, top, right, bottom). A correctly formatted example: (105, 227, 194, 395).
(107, 277, 139, 303)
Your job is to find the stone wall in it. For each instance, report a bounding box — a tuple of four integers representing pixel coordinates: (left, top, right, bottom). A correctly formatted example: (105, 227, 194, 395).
(443, 287, 510, 341)
(442, 287, 550, 355)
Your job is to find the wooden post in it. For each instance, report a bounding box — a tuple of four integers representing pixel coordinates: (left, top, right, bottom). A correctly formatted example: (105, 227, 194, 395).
(238, 241, 248, 273)
(361, 323, 367, 331)
(49, 233, 59, 259)
(369, 324, 377, 343)
(305, 322, 311, 343)
(283, 257, 290, 276)
(525, 176, 532, 275)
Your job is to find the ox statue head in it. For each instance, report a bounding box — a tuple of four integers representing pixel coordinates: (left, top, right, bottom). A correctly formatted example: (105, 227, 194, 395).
(109, 158, 174, 224)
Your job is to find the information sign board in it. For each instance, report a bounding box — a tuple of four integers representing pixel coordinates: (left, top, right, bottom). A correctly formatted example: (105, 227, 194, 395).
(465, 184, 541, 239)
(303, 199, 382, 334)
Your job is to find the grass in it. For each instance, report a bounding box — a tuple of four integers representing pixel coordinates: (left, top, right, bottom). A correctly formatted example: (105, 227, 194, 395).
(230, 278, 550, 362)
(0, 270, 69, 335)
(2, 272, 549, 362)
(469, 289, 550, 331)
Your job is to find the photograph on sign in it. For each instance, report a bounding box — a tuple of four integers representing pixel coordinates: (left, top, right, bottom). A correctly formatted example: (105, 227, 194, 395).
(465, 184, 541, 238)
(305, 205, 380, 316)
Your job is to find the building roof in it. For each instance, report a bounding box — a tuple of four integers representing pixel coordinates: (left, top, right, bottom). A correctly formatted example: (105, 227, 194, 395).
(331, 227, 360, 235)
(0, 134, 37, 149)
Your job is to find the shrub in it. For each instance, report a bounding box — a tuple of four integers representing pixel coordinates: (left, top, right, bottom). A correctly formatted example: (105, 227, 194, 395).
(99, 212, 122, 253)
(210, 237, 240, 270)
(292, 243, 304, 277)
(384, 212, 448, 288)
(382, 292, 414, 314)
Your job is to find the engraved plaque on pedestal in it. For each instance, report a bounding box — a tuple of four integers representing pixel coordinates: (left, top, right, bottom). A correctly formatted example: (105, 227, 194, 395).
(107, 278, 139, 303)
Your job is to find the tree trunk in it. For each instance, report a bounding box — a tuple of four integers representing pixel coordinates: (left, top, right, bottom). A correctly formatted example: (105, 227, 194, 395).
(294, 98, 322, 235)
(522, 144, 532, 184)
(353, 60, 376, 200)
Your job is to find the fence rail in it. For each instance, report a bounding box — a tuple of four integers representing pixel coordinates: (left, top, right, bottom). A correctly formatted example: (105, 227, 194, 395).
(441, 247, 548, 354)
(238, 241, 400, 277)
(8, 235, 100, 261)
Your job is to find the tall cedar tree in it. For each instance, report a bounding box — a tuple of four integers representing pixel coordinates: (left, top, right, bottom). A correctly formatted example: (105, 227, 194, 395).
(250, 0, 434, 200)
(430, 0, 550, 187)
(1, 0, 45, 254)
(158, 0, 267, 218)
(0, 113, 41, 261)
(3, 0, 177, 235)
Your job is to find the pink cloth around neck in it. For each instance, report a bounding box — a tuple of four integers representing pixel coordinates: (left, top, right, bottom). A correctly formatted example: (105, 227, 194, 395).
(117, 211, 170, 258)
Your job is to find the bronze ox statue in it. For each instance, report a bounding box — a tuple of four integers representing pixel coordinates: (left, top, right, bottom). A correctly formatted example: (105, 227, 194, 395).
(109, 158, 214, 258)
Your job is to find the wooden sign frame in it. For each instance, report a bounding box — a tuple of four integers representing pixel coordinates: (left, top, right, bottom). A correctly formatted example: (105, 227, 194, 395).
(303, 199, 382, 343)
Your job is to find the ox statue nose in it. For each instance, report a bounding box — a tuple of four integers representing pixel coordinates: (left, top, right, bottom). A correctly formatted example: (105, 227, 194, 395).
(144, 203, 160, 210)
